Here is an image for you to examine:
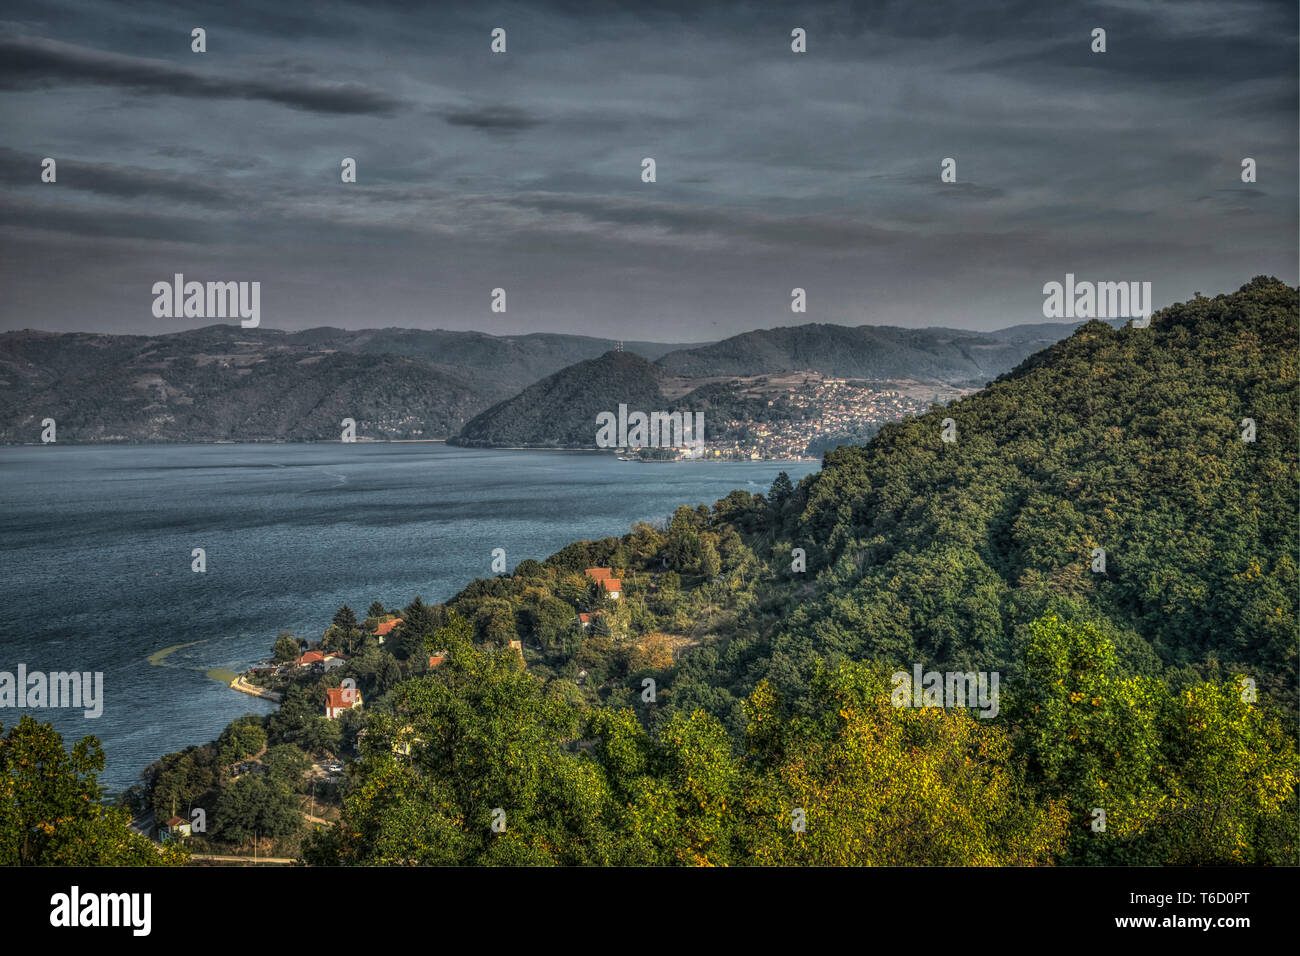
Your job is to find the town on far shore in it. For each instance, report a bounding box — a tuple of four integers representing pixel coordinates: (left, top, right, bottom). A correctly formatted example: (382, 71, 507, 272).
(625, 373, 972, 461)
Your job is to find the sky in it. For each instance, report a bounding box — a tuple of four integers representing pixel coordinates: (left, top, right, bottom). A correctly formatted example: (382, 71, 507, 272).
(0, 0, 1296, 340)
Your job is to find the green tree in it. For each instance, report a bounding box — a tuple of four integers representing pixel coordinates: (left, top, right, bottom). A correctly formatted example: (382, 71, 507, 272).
(699, 539, 722, 579)
(0, 717, 188, 865)
(514, 559, 545, 579)
(273, 631, 300, 663)
(531, 596, 578, 653)
(304, 638, 612, 865)
(262, 744, 310, 790)
(214, 775, 300, 845)
(768, 471, 795, 507)
(332, 605, 358, 631)
(1012, 613, 1299, 864)
(217, 717, 267, 766)
(742, 663, 1068, 865)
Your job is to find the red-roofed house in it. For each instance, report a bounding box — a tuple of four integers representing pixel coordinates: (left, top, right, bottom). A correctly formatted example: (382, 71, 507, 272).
(585, 568, 622, 599)
(159, 815, 192, 841)
(428, 651, 447, 668)
(577, 611, 601, 628)
(297, 650, 325, 667)
(374, 618, 403, 643)
(325, 686, 363, 719)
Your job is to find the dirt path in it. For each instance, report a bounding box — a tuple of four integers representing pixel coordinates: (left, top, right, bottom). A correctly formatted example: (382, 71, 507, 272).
(190, 853, 296, 865)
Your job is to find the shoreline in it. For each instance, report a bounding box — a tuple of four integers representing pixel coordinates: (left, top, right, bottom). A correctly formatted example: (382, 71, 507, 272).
(228, 674, 282, 703)
(2, 440, 816, 462)
(0, 438, 449, 447)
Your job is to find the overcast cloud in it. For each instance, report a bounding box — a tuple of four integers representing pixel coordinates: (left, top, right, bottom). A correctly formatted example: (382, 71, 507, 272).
(0, 0, 1295, 339)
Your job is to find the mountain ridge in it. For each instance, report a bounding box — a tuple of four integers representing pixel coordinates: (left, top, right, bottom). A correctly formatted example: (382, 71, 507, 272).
(1, 318, 1121, 444)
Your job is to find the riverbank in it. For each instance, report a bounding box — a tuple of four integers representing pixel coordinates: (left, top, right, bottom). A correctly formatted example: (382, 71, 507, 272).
(229, 674, 282, 702)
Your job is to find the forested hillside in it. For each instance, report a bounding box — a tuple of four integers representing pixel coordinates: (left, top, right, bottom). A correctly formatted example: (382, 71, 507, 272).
(455, 350, 672, 447)
(129, 278, 1299, 865)
(755, 276, 1297, 712)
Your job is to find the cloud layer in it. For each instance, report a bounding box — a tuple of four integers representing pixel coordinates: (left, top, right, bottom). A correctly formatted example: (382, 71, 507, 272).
(0, 0, 1295, 338)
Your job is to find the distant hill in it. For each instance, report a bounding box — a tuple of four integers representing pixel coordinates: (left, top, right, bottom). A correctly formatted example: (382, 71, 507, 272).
(454, 318, 1114, 449)
(455, 350, 673, 448)
(0, 318, 1113, 444)
(654, 321, 1114, 384)
(0, 326, 694, 443)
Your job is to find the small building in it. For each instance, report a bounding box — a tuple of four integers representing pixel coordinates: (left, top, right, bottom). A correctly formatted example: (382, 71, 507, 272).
(159, 816, 192, 841)
(577, 611, 601, 628)
(325, 686, 363, 719)
(585, 568, 622, 599)
(374, 618, 403, 644)
(428, 650, 447, 668)
(392, 724, 424, 758)
(509, 639, 524, 664)
(297, 650, 325, 667)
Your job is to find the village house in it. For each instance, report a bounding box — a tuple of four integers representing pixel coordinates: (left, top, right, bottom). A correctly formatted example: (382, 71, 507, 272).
(428, 650, 447, 668)
(585, 568, 622, 599)
(297, 650, 325, 667)
(159, 816, 192, 841)
(324, 686, 363, 719)
(373, 618, 403, 644)
(577, 611, 602, 628)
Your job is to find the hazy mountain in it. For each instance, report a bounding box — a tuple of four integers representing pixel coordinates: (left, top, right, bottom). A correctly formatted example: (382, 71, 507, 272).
(0, 318, 1114, 444)
(0, 326, 696, 443)
(453, 318, 1113, 449)
(455, 350, 672, 448)
(653, 321, 1116, 384)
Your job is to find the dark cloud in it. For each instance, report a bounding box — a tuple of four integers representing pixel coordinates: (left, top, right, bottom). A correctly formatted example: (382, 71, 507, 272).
(442, 105, 542, 131)
(0, 192, 220, 244)
(0, 31, 404, 114)
(0, 148, 234, 205)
